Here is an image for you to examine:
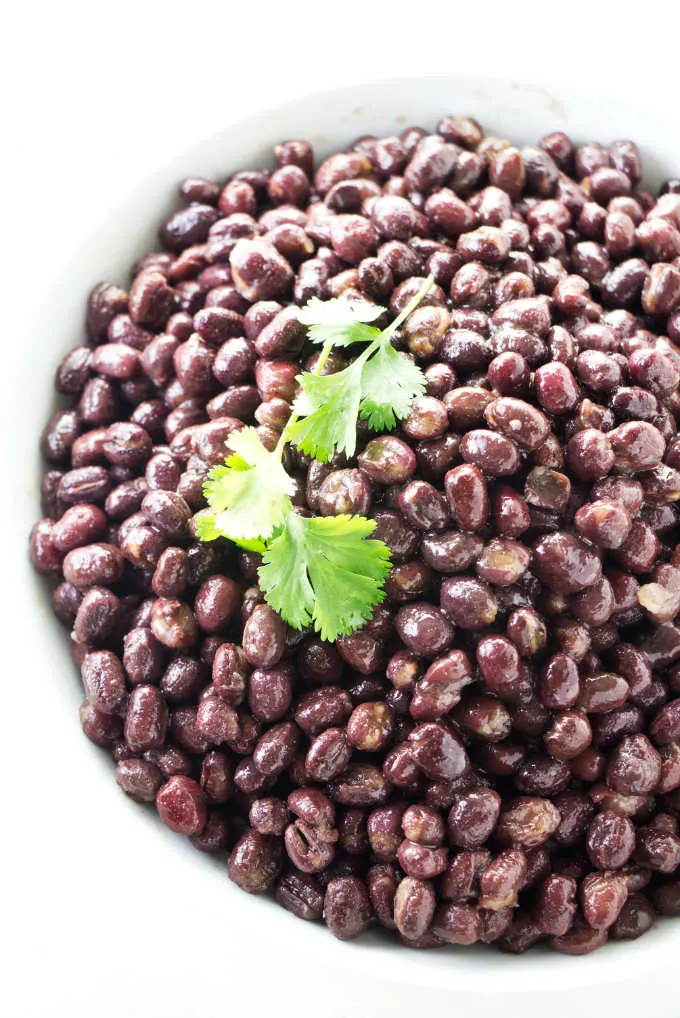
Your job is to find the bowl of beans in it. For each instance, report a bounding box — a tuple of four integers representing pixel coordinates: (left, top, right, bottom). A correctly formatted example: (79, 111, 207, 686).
(19, 73, 680, 991)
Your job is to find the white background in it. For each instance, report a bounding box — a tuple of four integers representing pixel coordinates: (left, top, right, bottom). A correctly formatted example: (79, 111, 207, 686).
(4, 1, 680, 1015)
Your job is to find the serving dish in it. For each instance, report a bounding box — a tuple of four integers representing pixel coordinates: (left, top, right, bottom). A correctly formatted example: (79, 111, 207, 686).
(10, 73, 680, 996)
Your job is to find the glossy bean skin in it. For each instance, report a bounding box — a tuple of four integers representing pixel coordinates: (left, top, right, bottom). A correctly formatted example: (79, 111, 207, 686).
(398, 481, 450, 531)
(635, 827, 680, 873)
(324, 876, 372, 940)
(578, 673, 630, 714)
(478, 849, 528, 910)
(358, 436, 416, 484)
(476, 539, 531, 587)
(52, 504, 108, 552)
(544, 709, 592, 761)
(432, 901, 483, 945)
(455, 692, 512, 743)
(447, 789, 501, 848)
(74, 586, 122, 645)
(200, 751, 233, 805)
(395, 603, 455, 659)
(534, 875, 578, 936)
(460, 430, 521, 477)
(124, 685, 168, 752)
(409, 723, 468, 781)
(491, 486, 531, 538)
(421, 531, 483, 573)
(115, 758, 164, 803)
(242, 605, 285, 668)
(227, 830, 282, 894)
(485, 397, 550, 451)
(81, 650, 127, 715)
(444, 464, 488, 532)
(194, 575, 241, 634)
(581, 872, 628, 931)
(275, 871, 324, 922)
(476, 636, 523, 700)
(549, 919, 608, 956)
(495, 798, 561, 848)
(306, 728, 353, 782)
(394, 876, 436, 940)
(410, 650, 473, 721)
(295, 687, 353, 736)
(586, 812, 636, 870)
(611, 893, 656, 941)
(533, 533, 601, 595)
(441, 577, 498, 630)
(29, 519, 64, 576)
(150, 598, 197, 649)
(63, 543, 124, 589)
(574, 501, 631, 550)
(606, 734, 661, 795)
(156, 774, 207, 837)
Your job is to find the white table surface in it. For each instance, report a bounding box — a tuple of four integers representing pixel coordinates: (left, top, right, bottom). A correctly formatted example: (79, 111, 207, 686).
(4, 2, 680, 1014)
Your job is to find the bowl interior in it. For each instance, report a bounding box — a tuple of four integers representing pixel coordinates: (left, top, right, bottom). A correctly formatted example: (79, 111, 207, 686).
(10, 73, 680, 994)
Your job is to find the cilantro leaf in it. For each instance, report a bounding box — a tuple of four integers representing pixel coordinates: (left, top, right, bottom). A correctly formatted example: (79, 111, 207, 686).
(259, 512, 392, 642)
(299, 296, 384, 346)
(193, 511, 224, 543)
(201, 426, 294, 542)
(359, 341, 427, 431)
(299, 296, 385, 326)
(257, 515, 316, 631)
(286, 360, 364, 461)
(229, 536, 268, 553)
(305, 322, 382, 347)
(193, 511, 267, 552)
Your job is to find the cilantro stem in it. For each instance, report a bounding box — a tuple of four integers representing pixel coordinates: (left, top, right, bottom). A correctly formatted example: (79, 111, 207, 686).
(334, 273, 435, 378)
(382, 274, 435, 341)
(313, 339, 335, 377)
(276, 338, 335, 459)
(278, 274, 435, 461)
(354, 273, 435, 362)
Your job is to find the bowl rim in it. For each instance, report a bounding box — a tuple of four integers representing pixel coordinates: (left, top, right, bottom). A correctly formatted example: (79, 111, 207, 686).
(16, 70, 680, 995)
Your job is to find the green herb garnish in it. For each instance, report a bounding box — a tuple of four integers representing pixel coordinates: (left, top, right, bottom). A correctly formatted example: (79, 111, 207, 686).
(197, 275, 434, 641)
(287, 277, 433, 461)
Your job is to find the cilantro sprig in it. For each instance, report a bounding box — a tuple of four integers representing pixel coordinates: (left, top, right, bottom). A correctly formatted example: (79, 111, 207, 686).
(196, 276, 433, 641)
(286, 276, 433, 461)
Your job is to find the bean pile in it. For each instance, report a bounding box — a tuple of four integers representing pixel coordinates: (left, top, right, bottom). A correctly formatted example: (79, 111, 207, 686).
(30, 116, 680, 955)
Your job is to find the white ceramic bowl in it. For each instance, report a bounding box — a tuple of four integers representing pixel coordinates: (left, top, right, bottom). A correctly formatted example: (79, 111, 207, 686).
(9, 74, 680, 999)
